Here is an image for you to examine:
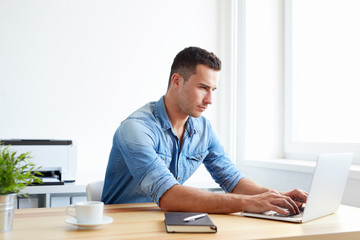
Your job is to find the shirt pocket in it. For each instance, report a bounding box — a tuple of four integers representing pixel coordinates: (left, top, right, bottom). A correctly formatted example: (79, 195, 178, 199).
(157, 152, 172, 168)
(185, 150, 209, 170)
(186, 150, 208, 161)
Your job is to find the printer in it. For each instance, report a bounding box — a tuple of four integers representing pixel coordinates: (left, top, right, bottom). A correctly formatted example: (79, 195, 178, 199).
(1, 139, 77, 185)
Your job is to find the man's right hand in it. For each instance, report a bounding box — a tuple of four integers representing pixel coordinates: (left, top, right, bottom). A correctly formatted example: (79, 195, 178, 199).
(241, 190, 301, 215)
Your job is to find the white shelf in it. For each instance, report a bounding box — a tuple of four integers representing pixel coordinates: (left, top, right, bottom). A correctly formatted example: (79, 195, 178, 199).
(21, 183, 86, 194)
(18, 183, 87, 208)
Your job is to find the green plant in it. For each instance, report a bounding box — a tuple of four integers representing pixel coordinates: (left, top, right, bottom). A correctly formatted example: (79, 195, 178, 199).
(0, 143, 43, 195)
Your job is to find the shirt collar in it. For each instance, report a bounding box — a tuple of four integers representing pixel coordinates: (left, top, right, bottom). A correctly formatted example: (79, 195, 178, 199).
(153, 96, 172, 131)
(185, 116, 197, 138)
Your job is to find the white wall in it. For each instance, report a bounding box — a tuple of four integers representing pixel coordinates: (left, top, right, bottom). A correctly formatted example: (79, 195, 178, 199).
(244, 0, 284, 161)
(0, 0, 223, 184)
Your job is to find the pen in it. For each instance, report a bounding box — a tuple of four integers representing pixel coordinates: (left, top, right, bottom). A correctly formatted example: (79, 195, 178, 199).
(183, 213, 207, 222)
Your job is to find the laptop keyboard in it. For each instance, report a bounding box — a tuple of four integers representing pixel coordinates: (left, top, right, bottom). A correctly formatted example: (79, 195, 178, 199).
(264, 206, 305, 218)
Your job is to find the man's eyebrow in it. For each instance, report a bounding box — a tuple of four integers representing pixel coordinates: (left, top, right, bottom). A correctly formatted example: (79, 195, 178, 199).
(199, 83, 217, 90)
(199, 83, 217, 91)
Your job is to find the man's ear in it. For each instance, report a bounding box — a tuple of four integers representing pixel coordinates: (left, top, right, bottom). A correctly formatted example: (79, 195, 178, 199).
(171, 73, 182, 88)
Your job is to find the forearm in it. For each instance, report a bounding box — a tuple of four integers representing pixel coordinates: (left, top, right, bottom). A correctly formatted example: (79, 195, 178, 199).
(158, 179, 306, 215)
(231, 177, 272, 195)
(160, 182, 306, 214)
(159, 185, 247, 213)
(158, 178, 271, 213)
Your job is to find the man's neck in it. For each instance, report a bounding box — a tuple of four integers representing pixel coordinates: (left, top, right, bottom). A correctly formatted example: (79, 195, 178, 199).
(163, 94, 188, 140)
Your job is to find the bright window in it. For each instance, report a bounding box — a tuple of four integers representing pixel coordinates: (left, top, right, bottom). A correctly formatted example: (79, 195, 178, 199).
(284, 0, 360, 162)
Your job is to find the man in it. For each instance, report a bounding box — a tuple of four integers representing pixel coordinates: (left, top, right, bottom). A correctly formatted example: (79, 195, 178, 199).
(102, 46, 307, 215)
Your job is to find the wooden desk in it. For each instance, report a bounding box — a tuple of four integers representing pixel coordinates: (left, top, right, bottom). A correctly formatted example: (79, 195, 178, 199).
(2, 203, 360, 240)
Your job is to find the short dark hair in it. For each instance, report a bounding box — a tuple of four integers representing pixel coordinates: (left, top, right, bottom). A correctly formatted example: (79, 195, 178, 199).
(167, 47, 222, 89)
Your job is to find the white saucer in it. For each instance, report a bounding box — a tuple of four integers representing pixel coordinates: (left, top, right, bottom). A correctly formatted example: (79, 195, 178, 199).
(65, 216, 113, 229)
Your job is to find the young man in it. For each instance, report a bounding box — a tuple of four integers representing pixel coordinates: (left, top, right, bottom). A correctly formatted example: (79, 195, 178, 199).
(102, 46, 307, 215)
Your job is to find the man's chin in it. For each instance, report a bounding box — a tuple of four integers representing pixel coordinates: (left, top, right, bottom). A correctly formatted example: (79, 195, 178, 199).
(190, 112, 203, 118)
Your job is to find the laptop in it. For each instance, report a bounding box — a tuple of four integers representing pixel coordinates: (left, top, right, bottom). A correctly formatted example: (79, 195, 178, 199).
(241, 153, 353, 223)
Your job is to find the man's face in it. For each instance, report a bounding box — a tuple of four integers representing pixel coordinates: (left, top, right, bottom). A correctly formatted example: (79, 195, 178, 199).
(177, 64, 220, 118)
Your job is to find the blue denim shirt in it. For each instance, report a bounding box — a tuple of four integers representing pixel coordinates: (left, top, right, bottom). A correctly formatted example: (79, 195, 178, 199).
(102, 96, 244, 205)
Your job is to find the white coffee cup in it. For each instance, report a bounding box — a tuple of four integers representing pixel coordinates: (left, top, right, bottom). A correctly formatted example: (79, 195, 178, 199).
(66, 201, 104, 224)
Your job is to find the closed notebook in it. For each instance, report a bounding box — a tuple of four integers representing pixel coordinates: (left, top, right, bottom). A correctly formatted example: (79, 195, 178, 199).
(164, 212, 217, 233)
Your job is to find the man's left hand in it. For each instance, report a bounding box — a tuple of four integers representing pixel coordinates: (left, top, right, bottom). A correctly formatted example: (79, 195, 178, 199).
(282, 188, 308, 207)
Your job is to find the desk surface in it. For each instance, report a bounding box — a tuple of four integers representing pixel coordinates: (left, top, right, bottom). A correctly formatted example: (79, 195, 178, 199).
(2, 203, 360, 240)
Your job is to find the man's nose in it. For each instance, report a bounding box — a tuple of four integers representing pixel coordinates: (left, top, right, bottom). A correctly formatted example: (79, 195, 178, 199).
(204, 91, 212, 105)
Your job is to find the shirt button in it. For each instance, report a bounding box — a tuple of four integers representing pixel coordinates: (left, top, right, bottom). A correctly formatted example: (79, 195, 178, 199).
(199, 156, 202, 160)
(177, 177, 181, 180)
(163, 158, 166, 161)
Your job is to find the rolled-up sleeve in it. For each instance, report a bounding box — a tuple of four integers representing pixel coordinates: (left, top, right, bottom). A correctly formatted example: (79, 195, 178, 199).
(117, 119, 179, 205)
(202, 124, 245, 193)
